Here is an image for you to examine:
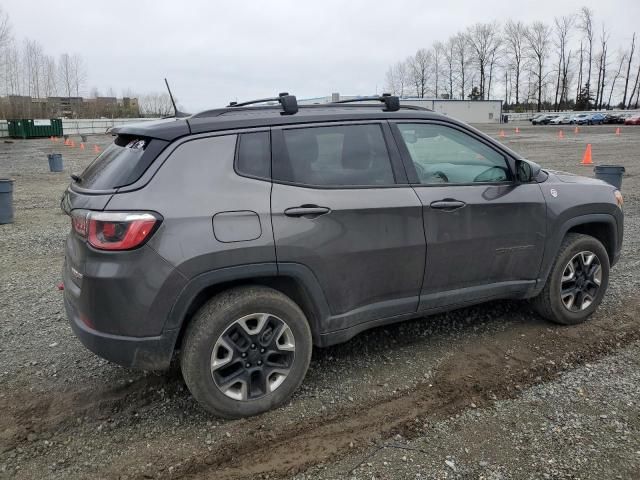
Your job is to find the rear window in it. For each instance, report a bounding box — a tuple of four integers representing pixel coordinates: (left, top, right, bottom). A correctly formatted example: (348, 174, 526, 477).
(77, 135, 167, 190)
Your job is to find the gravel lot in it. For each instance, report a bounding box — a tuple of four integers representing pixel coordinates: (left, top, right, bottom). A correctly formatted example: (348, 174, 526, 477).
(0, 123, 638, 479)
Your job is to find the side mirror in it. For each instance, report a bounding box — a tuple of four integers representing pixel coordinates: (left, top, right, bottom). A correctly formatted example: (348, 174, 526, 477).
(516, 160, 541, 182)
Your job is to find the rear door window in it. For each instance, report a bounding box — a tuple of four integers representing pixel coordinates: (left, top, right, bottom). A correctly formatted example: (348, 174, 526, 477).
(78, 135, 167, 190)
(273, 124, 395, 186)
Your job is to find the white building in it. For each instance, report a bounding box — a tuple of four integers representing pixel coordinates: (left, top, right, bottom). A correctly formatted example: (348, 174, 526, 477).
(298, 94, 504, 124)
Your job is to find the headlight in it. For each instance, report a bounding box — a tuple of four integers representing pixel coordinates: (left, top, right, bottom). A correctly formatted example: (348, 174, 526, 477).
(614, 190, 623, 209)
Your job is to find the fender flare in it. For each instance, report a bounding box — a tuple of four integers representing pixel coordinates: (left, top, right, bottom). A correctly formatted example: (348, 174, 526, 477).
(165, 262, 332, 342)
(536, 213, 619, 293)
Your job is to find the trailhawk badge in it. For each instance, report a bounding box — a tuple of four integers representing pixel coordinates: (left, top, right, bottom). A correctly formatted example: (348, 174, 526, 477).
(550, 188, 558, 198)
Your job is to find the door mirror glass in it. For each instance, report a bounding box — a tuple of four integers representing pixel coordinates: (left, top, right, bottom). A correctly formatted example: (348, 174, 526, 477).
(516, 160, 541, 182)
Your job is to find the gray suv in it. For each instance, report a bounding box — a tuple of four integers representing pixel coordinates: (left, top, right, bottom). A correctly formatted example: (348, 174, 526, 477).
(61, 94, 624, 418)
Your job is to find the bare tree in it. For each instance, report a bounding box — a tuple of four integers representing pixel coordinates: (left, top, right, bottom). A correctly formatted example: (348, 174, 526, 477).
(432, 42, 444, 98)
(4, 42, 21, 95)
(553, 16, 573, 110)
(407, 49, 431, 97)
(525, 21, 552, 112)
(504, 20, 527, 105)
(627, 60, 640, 109)
(0, 6, 13, 97)
(579, 7, 595, 98)
(593, 23, 609, 109)
(453, 33, 469, 99)
(58, 53, 73, 97)
(41, 55, 57, 97)
(384, 61, 408, 97)
(486, 37, 502, 100)
(0, 6, 11, 50)
(575, 41, 584, 101)
(71, 54, 86, 97)
(443, 37, 456, 99)
(607, 51, 626, 108)
(139, 93, 174, 117)
(467, 22, 501, 99)
(23, 39, 44, 98)
(621, 33, 636, 108)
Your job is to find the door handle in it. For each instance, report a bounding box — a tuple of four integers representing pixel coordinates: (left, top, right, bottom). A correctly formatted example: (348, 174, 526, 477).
(430, 199, 466, 211)
(284, 205, 331, 218)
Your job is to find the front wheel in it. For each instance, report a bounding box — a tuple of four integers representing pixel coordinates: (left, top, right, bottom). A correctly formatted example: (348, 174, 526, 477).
(181, 286, 312, 418)
(531, 233, 610, 325)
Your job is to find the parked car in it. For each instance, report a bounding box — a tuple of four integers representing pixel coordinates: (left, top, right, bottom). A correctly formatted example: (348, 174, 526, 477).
(61, 93, 624, 418)
(603, 113, 622, 124)
(570, 113, 591, 125)
(624, 114, 640, 125)
(549, 115, 572, 125)
(587, 113, 606, 125)
(530, 114, 546, 124)
(532, 114, 558, 125)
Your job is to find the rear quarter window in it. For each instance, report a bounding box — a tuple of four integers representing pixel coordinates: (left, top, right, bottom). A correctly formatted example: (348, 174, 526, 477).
(77, 135, 168, 190)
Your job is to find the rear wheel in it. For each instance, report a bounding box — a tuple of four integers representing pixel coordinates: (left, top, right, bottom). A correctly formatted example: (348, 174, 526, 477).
(181, 286, 312, 418)
(531, 233, 610, 325)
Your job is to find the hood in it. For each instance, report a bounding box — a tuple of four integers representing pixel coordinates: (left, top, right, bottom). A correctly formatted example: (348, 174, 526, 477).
(545, 169, 611, 187)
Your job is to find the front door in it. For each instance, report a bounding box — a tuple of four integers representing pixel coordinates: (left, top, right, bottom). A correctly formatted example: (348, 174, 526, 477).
(390, 121, 546, 310)
(270, 122, 425, 332)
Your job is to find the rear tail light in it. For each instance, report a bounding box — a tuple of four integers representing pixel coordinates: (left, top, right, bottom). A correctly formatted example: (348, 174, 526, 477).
(70, 210, 160, 250)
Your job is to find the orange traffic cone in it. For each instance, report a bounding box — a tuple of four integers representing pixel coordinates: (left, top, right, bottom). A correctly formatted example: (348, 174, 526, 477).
(615, 127, 621, 136)
(581, 144, 593, 165)
(558, 130, 564, 139)
(574, 126, 579, 134)
(515, 127, 520, 134)
(80, 143, 85, 150)
(93, 145, 100, 153)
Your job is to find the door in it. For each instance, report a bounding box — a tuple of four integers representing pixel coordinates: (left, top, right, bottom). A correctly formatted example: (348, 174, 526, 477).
(391, 121, 546, 310)
(270, 122, 425, 332)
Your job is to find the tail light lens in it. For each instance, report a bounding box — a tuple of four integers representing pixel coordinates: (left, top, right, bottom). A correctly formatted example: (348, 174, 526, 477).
(70, 210, 160, 250)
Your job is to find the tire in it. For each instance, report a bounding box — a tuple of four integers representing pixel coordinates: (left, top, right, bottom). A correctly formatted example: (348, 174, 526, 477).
(531, 233, 610, 325)
(180, 286, 312, 418)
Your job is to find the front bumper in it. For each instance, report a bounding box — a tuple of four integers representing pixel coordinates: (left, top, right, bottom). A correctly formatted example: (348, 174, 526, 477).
(65, 294, 178, 370)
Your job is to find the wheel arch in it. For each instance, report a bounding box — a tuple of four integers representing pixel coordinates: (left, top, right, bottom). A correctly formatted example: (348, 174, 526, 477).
(167, 263, 331, 354)
(534, 213, 619, 297)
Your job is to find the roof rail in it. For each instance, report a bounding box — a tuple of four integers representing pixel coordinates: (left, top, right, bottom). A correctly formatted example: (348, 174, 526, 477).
(331, 93, 400, 112)
(228, 92, 298, 115)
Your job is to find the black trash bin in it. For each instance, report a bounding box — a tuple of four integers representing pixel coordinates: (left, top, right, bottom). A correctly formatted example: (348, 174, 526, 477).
(594, 165, 625, 189)
(0, 178, 14, 224)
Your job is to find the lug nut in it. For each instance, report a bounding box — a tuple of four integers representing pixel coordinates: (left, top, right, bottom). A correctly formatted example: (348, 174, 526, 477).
(245, 363, 251, 368)
(260, 348, 265, 353)
(251, 343, 256, 349)
(241, 352, 247, 358)
(257, 360, 262, 366)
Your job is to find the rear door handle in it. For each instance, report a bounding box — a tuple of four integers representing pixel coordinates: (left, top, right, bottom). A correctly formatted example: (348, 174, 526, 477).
(284, 205, 331, 218)
(429, 199, 466, 211)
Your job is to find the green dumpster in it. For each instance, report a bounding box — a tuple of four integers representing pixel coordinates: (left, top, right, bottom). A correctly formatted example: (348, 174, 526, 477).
(7, 119, 63, 139)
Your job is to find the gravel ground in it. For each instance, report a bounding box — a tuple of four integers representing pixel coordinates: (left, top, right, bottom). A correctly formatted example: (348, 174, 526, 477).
(0, 124, 638, 479)
(297, 341, 640, 480)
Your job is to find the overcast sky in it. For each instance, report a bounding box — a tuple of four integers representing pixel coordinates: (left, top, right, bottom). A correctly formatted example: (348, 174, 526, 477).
(3, 0, 639, 112)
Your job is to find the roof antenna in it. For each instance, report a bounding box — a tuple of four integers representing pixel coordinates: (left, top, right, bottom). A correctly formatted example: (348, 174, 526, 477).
(164, 78, 189, 118)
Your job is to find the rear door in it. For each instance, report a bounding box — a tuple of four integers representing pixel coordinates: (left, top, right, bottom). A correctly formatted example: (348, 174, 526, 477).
(270, 121, 425, 332)
(390, 121, 546, 310)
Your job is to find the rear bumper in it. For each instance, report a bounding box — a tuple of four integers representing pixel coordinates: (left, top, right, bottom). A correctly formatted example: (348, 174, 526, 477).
(65, 294, 178, 370)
